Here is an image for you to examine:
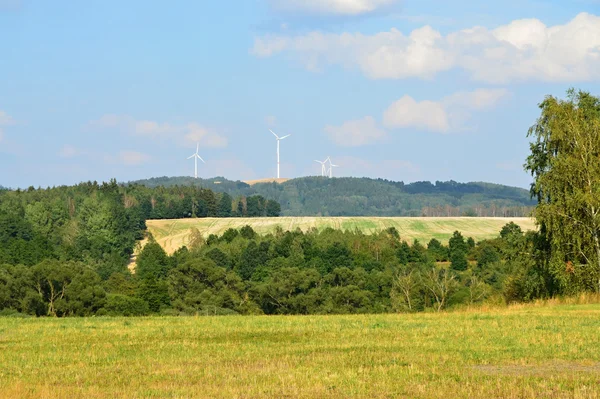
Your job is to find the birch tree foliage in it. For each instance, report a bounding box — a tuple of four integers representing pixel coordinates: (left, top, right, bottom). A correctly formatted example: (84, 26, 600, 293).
(526, 89, 600, 292)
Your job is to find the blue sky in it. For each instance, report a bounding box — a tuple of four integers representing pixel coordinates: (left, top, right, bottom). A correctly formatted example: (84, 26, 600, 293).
(1, 0, 599, 189)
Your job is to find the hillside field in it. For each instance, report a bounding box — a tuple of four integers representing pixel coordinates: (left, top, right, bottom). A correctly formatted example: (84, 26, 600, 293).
(1, 303, 600, 398)
(146, 217, 536, 254)
(244, 177, 291, 185)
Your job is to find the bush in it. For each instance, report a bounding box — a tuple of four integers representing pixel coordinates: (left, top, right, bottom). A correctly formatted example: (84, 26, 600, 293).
(103, 294, 150, 316)
(0, 309, 31, 318)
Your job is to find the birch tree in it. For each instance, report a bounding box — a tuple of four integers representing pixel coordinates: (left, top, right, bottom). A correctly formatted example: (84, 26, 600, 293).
(526, 89, 600, 292)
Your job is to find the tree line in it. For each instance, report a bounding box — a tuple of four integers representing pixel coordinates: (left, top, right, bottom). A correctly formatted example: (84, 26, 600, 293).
(132, 177, 536, 217)
(0, 180, 281, 272)
(1, 222, 542, 316)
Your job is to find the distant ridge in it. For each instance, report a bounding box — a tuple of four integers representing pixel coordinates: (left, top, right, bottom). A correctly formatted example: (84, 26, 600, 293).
(128, 176, 535, 217)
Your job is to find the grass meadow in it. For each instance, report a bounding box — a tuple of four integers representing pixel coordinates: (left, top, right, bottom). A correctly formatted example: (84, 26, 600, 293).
(147, 217, 537, 254)
(1, 302, 599, 398)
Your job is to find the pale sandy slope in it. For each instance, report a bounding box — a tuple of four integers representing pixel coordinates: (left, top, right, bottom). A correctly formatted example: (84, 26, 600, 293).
(146, 217, 536, 254)
(243, 178, 290, 185)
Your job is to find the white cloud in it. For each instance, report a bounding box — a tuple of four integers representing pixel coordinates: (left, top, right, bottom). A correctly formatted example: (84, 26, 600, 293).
(134, 120, 178, 138)
(118, 151, 151, 166)
(443, 88, 511, 110)
(325, 116, 387, 146)
(252, 12, 600, 83)
(383, 88, 509, 132)
(383, 96, 450, 132)
(184, 123, 228, 148)
(89, 114, 228, 148)
(267, 0, 400, 16)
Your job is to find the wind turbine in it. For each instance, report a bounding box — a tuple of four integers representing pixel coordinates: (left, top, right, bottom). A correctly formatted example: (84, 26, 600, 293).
(314, 158, 328, 177)
(269, 129, 291, 179)
(187, 143, 205, 179)
(327, 157, 339, 178)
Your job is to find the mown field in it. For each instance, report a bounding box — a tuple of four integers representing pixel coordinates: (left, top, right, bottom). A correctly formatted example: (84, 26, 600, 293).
(146, 217, 536, 254)
(1, 304, 599, 398)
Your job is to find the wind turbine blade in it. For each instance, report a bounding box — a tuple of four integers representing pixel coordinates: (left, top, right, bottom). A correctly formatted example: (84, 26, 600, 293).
(198, 155, 206, 163)
(269, 129, 279, 139)
(315, 160, 323, 164)
(280, 134, 291, 140)
(196, 143, 199, 154)
(187, 155, 195, 159)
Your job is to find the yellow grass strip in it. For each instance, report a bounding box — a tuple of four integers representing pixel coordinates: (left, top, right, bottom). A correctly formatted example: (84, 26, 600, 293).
(146, 217, 536, 254)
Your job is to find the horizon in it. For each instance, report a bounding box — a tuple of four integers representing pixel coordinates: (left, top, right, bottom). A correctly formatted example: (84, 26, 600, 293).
(0, 174, 534, 191)
(1, 1, 599, 189)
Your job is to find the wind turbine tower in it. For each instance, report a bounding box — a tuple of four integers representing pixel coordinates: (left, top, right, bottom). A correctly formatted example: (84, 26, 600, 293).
(269, 129, 291, 179)
(187, 143, 205, 179)
(314, 158, 328, 177)
(327, 157, 339, 178)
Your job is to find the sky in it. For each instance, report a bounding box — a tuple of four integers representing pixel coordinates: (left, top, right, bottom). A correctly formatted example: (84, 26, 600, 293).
(1, 0, 599, 189)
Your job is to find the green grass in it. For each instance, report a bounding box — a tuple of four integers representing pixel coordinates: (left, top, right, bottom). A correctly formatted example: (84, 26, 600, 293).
(146, 217, 537, 254)
(1, 304, 599, 398)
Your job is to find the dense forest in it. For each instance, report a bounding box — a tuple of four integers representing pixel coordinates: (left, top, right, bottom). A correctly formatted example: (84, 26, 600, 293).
(131, 177, 535, 217)
(1, 221, 544, 316)
(0, 180, 279, 275)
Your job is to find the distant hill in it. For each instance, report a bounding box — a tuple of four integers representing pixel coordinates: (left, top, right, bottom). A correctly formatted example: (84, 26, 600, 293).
(128, 176, 535, 217)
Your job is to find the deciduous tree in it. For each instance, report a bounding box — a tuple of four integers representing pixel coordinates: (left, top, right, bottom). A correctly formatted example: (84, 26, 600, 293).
(526, 89, 600, 292)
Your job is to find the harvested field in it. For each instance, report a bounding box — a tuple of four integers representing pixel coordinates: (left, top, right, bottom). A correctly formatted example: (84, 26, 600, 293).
(146, 217, 536, 254)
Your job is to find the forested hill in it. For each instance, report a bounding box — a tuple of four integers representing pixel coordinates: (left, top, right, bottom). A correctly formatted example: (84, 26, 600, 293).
(130, 176, 535, 217)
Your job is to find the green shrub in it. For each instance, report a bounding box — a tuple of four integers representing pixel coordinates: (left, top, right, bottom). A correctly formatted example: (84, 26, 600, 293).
(104, 294, 149, 316)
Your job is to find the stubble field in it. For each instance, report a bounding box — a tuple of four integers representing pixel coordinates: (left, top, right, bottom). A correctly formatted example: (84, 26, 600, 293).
(1, 303, 599, 398)
(146, 217, 536, 254)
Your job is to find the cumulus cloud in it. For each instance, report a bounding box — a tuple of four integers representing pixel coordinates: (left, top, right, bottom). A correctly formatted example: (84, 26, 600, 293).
(252, 12, 600, 83)
(383, 88, 509, 132)
(325, 116, 387, 146)
(383, 96, 450, 132)
(443, 88, 511, 110)
(89, 114, 228, 148)
(185, 123, 229, 148)
(267, 0, 400, 16)
(134, 120, 178, 138)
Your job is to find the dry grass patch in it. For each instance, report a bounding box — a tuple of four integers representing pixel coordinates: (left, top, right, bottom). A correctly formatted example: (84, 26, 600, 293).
(244, 178, 291, 185)
(146, 217, 537, 254)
